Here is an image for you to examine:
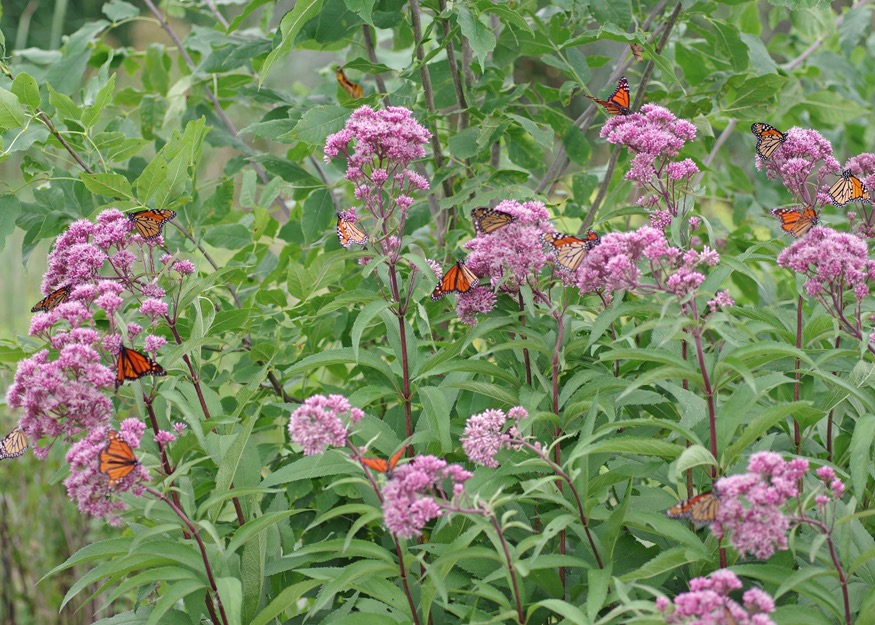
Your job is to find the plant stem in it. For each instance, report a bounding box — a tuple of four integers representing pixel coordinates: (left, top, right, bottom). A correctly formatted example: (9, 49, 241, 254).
(794, 517, 851, 625)
(827, 334, 840, 461)
(691, 325, 716, 477)
(488, 513, 525, 624)
(361, 26, 389, 99)
(522, 441, 603, 568)
(517, 292, 532, 386)
(143, 398, 176, 478)
(147, 488, 230, 625)
(437, 0, 468, 130)
(551, 311, 566, 592)
(388, 266, 414, 441)
(794, 295, 803, 453)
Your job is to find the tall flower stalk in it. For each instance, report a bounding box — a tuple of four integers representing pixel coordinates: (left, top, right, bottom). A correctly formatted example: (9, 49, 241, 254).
(324, 106, 434, 440)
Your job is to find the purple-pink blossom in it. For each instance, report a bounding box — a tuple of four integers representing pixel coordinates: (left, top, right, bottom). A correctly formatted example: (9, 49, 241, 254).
(657, 569, 776, 625)
(713, 451, 808, 559)
(287, 394, 364, 455)
(455, 286, 497, 325)
(756, 127, 840, 205)
(381, 455, 472, 538)
(324, 106, 431, 171)
(462, 408, 522, 468)
(707, 290, 735, 313)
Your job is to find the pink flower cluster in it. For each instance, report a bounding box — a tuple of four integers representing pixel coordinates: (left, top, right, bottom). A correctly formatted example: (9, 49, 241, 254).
(381, 455, 472, 538)
(600, 104, 698, 217)
(287, 394, 364, 455)
(461, 406, 529, 468)
(776, 226, 874, 300)
(464, 200, 553, 291)
(64, 418, 150, 525)
(756, 127, 839, 205)
(8, 305, 115, 457)
(814, 466, 846, 508)
(656, 569, 776, 625)
(713, 451, 808, 559)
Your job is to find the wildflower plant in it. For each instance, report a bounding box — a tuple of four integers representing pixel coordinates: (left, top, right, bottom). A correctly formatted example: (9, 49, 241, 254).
(2, 4, 875, 625)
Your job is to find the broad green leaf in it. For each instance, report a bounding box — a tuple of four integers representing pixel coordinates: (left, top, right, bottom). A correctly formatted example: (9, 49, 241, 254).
(11, 73, 39, 108)
(0, 194, 21, 253)
(215, 578, 243, 625)
(80, 173, 132, 198)
(285, 105, 351, 145)
(850, 414, 875, 499)
(0, 87, 24, 130)
(102, 0, 140, 21)
(457, 7, 496, 72)
(82, 74, 116, 128)
(260, 0, 324, 84)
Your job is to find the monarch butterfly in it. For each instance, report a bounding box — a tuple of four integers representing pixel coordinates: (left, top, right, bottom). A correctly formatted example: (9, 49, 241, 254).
(115, 345, 166, 390)
(543, 231, 601, 272)
(359, 446, 407, 477)
(471, 207, 516, 235)
(584, 76, 631, 116)
(31, 284, 71, 313)
(128, 209, 177, 240)
(336, 213, 369, 247)
(431, 261, 479, 301)
(0, 427, 27, 460)
(828, 169, 870, 207)
(771, 206, 819, 238)
(722, 606, 739, 625)
(99, 430, 140, 486)
(336, 67, 363, 99)
(665, 491, 720, 525)
(750, 122, 786, 160)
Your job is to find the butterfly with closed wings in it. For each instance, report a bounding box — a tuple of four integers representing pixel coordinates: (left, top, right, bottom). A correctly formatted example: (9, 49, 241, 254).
(115, 345, 166, 390)
(99, 430, 140, 486)
(828, 169, 870, 207)
(665, 491, 720, 526)
(31, 284, 71, 313)
(359, 446, 407, 478)
(750, 123, 786, 160)
(771, 206, 819, 238)
(128, 209, 176, 240)
(584, 76, 631, 116)
(471, 207, 516, 235)
(543, 231, 601, 272)
(0, 427, 27, 460)
(336, 67, 363, 99)
(432, 261, 479, 301)
(336, 213, 369, 248)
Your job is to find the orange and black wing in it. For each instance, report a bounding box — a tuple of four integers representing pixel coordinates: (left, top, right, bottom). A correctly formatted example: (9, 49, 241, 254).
(431, 262, 479, 301)
(0, 427, 27, 460)
(750, 122, 786, 160)
(31, 284, 71, 313)
(471, 207, 515, 235)
(666, 492, 720, 525)
(543, 231, 599, 272)
(115, 345, 166, 390)
(360, 445, 407, 475)
(336, 214, 369, 247)
(99, 431, 139, 486)
(336, 67, 363, 99)
(828, 169, 870, 207)
(129, 209, 177, 240)
(585, 77, 631, 116)
(771, 207, 818, 238)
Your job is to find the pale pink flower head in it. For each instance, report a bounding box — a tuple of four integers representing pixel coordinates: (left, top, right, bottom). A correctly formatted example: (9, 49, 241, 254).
(658, 569, 776, 625)
(576, 226, 674, 293)
(464, 200, 552, 291)
(707, 290, 735, 313)
(64, 422, 150, 525)
(455, 286, 497, 325)
(381, 455, 472, 538)
(815, 465, 846, 502)
(776, 226, 872, 299)
(287, 394, 364, 455)
(757, 127, 840, 205)
(713, 452, 808, 559)
(462, 408, 513, 468)
(324, 105, 431, 169)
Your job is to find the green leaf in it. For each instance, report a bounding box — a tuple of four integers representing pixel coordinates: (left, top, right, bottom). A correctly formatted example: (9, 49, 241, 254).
(250, 581, 323, 625)
(260, 0, 325, 84)
(202, 224, 252, 249)
(82, 74, 116, 128)
(80, 173, 133, 198)
(0, 194, 21, 253)
(590, 0, 632, 28)
(102, 0, 140, 21)
(797, 90, 866, 125)
(135, 156, 168, 204)
(145, 579, 209, 625)
(11, 73, 40, 108)
(227, 510, 301, 555)
(301, 188, 335, 245)
(457, 7, 496, 72)
(344, 0, 375, 25)
(216, 578, 243, 625)
(850, 414, 875, 499)
(153, 152, 188, 208)
(241, 532, 265, 625)
(351, 299, 390, 362)
(285, 105, 351, 145)
(47, 84, 81, 121)
(227, 0, 275, 32)
(0, 87, 25, 130)
(531, 599, 589, 624)
(673, 445, 716, 479)
(506, 113, 553, 150)
(618, 547, 701, 581)
(587, 437, 683, 458)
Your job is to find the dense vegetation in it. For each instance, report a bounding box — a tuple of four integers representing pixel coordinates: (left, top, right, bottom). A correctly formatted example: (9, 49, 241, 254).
(2, 0, 875, 624)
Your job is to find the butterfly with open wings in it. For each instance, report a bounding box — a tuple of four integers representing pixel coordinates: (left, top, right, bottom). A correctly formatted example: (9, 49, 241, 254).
(666, 491, 720, 526)
(771, 206, 819, 238)
(115, 345, 166, 390)
(585, 77, 632, 116)
(359, 446, 407, 478)
(828, 169, 870, 207)
(750, 122, 786, 160)
(99, 430, 140, 486)
(543, 231, 601, 272)
(0, 427, 27, 460)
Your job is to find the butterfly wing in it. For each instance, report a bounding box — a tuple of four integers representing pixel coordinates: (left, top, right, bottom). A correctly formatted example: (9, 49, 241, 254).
(0, 427, 27, 460)
(336, 67, 363, 99)
(829, 169, 869, 206)
(31, 284, 71, 313)
(360, 445, 407, 475)
(431, 262, 479, 301)
(129, 209, 177, 240)
(336, 214, 369, 247)
(99, 431, 139, 486)
(585, 77, 631, 116)
(666, 492, 720, 525)
(116, 346, 167, 390)
(471, 207, 515, 235)
(771, 207, 818, 238)
(387, 445, 407, 471)
(750, 122, 786, 160)
(543, 232, 592, 272)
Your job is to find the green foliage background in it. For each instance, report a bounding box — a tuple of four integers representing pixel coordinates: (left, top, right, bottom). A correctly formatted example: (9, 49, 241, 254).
(1, 0, 875, 623)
